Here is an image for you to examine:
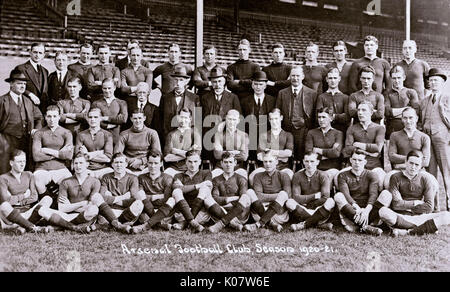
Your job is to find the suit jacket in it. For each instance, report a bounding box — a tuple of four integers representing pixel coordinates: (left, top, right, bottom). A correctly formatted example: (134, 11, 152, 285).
(47, 69, 82, 107)
(240, 93, 276, 135)
(115, 56, 149, 71)
(15, 61, 49, 107)
(161, 91, 200, 137)
(126, 101, 157, 130)
(200, 90, 241, 122)
(420, 92, 450, 136)
(0, 93, 43, 173)
(276, 86, 317, 132)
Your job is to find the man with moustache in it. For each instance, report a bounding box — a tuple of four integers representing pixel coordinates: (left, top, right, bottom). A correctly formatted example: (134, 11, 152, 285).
(0, 69, 43, 174)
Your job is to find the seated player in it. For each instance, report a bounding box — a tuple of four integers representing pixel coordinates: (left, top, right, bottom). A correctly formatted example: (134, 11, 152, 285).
(207, 152, 267, 233)
(213, 109, 249, 178)
(250, 108, 294, 185)
(343, 101, 386, 171)
(164, 108, 202, 177)
(131, 150, 177, 233)
(170, 150, 216, 232)
(75, 107, 114, 179)
(99, 153, 146, 227)
(114, 109, 161, 176)
(57, 77, 90, 137)
(57, 152, 131, 233)
(243, 150, 291, 233)
(334, 150, 391, 236)
(285, 152, 335, 231)
(316, 67, 350, 133)
(388, 107, 430, 170)
(378, 151, 450, 236)
(384, 65, 419, 138)
(92, 78, 128, 145)
(305, 107, 344, 179)
(0, 150, 52, 234)
(32, 105, 73, 200)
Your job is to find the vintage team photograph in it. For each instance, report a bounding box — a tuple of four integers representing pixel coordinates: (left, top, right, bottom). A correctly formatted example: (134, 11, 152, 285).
(0, 0, 449, 274)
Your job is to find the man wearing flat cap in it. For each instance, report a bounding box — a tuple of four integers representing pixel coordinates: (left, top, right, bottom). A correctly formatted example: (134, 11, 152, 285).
(161, 65, 200, 145)
(0, 69, 43, 174)
(419, 68, 450, 211)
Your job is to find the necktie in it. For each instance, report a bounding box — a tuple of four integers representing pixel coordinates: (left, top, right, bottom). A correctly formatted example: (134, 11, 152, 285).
(293, 89, 298, 98)
(432, 94, 436, 104)
(58, 71, 62, 83)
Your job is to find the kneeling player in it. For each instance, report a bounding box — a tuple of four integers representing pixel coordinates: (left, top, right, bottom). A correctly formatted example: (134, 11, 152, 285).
(334, 150, 391, 236)
(243, 150, 291, 232)
(379, 151, 450, 236)
(285, 152, 335, 231)
(0, 150, 52, 234)
(57, 153, 131, 233)
(99, 153, 145, 226)
(207, 152, 265, 233)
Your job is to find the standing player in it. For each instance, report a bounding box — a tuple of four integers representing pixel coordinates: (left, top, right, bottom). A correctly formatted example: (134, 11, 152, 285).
(316, 67, 350, 133)
(325, 41, 352, 95)
(226, 39, 261, 101)
(68, 43, 94, 100)
(348, 66, 385, 124)
(384, 65, 419, 137)
(302, 42, 327, 95)
(262, 43, 292, 97)
(193, 45, 223, 97)
(348, 35, 391, 94)
(395, 40, 430, 100)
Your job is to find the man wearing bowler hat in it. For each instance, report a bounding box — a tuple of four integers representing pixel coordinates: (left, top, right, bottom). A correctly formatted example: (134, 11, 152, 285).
(419, 68, 450, 211)
(161, 65, 200, 145)
(241, 71, 276, 164)
(0, 69, 43, 174)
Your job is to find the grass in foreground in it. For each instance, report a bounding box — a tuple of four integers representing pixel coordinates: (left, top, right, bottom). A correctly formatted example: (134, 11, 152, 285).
(0, 224, 449, 272)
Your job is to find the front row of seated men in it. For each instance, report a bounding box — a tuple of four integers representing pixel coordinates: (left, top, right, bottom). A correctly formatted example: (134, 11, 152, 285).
(1, 143, 449, 237)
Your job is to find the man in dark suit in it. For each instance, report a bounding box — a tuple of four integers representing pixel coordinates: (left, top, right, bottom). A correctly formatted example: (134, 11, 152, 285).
(47, 51, 82, 108)
(201, 66, 241, 167)
(161, 65, 200, 146)
(419, 68, 450, 211)
(125, 82, 157, 131)
(0, 69, 43, 174)
(241, 71, 276, 163)
(115, 39, 150, 71)
(201, 66, 241, 123)
(14, 43, 49, 112)
(276, 66, 317, 161)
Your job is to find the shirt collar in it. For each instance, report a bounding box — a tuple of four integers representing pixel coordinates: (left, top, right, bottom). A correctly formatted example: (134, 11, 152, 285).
(321, 126, 332, 134)
(326, 88, 341, 95)
(403, 128, 417, 138)
(254, 94, 264, 103)
(403, 58, 416, 65)
(364, 55, 378, 61)
(29, 59, 39, 71)
(391, 86, 404, 93)
(292, 85, 302, 94)
(360, 121, 373, 130)
(104, 96, 115, 105)
(9, 91, 21, 104)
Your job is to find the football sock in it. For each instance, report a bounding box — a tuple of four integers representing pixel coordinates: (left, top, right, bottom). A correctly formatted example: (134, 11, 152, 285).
(118, 208, 137, 224)
(146, 204, 172, 229)
(27, 205, 42, 225)
(98, 203, 118, 223)
(260, 201, 283, 226)
(190, 198, 204, 218)
(340, 204, 356, 220)
(250, 200, 265, 217)
(208, 204, 226, 219)
(292, 205, 311, 221)
(304, 206, 330, 228)
(221, 203, 244, 225)
(71, 212, 88, 225)
(48, 214, 76, 231)
(6, 209, 34, 231)
(142, 198, 154, 217)
(175, 200, 194, 221)
(393, 215, 416, 229)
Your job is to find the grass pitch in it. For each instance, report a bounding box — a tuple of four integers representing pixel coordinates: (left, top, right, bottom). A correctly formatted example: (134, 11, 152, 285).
(0, 223, 449, 272)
